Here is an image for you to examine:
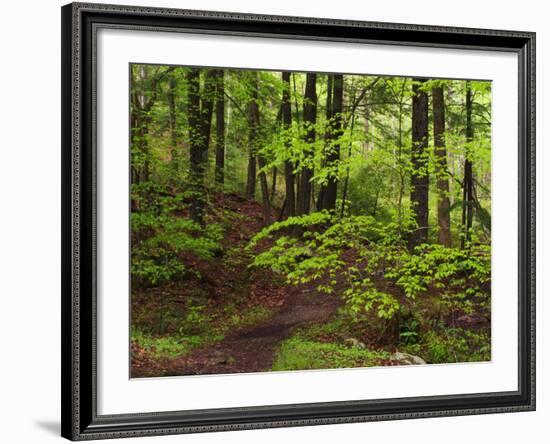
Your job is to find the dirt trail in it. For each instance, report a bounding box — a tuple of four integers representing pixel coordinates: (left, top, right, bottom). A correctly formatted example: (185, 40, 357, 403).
(162, 289, 340, 376)
(133, 193, 342, 377)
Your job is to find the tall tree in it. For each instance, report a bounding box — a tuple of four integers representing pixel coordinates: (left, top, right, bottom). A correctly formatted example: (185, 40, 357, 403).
(461, 81, 474, 249)
(409, 79, 429, 249)
(282, 71, 296, 218)
(269, 105, 283, 203)
(297, 73, 317, 215)
(130, 66, 173, 184)
(245, 76, 257, 200)
(167, 71, 178, 174)
(187, 68, 215, 226)
(322, 73, 344, 211)
(317, 74, 333, 211)
(339, 77, 381, 219)
(248, 74, 271, 224)
(214, 70, 225, 185)
(432, 85, 451, 247)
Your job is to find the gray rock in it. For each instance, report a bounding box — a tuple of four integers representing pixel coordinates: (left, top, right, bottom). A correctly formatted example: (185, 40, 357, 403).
(344, 338, 367, 349)
(390, 352, 427, 365)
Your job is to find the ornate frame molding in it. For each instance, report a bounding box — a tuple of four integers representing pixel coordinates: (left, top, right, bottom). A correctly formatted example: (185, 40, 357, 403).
(61, 2, 535, 440)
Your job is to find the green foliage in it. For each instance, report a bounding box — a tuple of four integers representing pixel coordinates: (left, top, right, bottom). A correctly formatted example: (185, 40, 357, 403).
(344, 281, 400, 320)
(224, 305, 273, 331)
(292, 314, 351, 340)
(386, 242, 491, 316)
(402, 328, 490, 363)
(131, 327, 217, 359)
(131, 258, 185, 287)
(271, 337, 388, 371)
(131, 182, 224, 287)
(132, 300, 274, 361)
(249, 212, 490, 326)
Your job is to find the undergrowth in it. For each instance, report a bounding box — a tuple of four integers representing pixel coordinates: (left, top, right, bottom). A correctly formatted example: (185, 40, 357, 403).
(272, 338, 388, 371)
(131, 302, 274, 360)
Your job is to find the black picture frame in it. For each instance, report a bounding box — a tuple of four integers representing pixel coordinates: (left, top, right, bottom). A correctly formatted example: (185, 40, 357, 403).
(61, 2, 536, 440)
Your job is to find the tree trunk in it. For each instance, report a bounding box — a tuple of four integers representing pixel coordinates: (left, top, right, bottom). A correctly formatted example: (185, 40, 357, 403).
(297, 73, 317, 215)
(270, 166, 277, 203)
(246, 153, 257, 199)
(201, 70, 216, 163)
(282, 71, 296, 218)
(461, 82, 474, 249)
(131, 66, 150, 184)
(187, 68, 204, 225)
(131, 65, 175, 185)
(258, 155, 271, 225)
(432, 85, 451, 247)
(409, 79, 429, 249)
(246, 73, 258, 199)
(247, 73, 271, 223)
(214, 70, 225, 185)
(130, 91, 141, 186)
(187, 68, 215, 226)
(269, 104, 282, 203)
(167, 72, 178, 174)
(340, 108, 356, 219)
(317, 74, 333, 211)
(322, 74, 344, 212)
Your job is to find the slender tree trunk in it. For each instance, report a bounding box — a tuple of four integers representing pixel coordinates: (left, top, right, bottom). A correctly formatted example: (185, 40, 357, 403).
(167, 72, 178, 174)
(246, 146, 257, 199)
(247, 74, 271, 223)
(214, 70, 225, 185)
(297, 73, 317, 215)
(322, 74, 344, 212)
(292, 73, 301, 123)
(131, 65, 175, 185)
(340, 109, 356, 219)
(187, 68, 204, 225)
(138, 66, 151, 182)
(246, 161, 257, 201)
(270, 167, 277, 202)
(131, 67, 150, 184)
(258, 154, 271, 225)
(201, 71, 216, 161)
(246, 72, 258, 199)
(461, 82, 474, 249)
(363, 107, 370, 152)
(282, 71, 296, 218)
(130, 75, 141, 213)
(269, 104, 283, 203)
(409, 79, 429, 249)
(130, 92, 141, 186)
(317, 74, 333, 211)
(293, 75, 302, 205)
(396, 81, 406, 232)
(187, 69, 215, 226)
(432, 85, 451, 247)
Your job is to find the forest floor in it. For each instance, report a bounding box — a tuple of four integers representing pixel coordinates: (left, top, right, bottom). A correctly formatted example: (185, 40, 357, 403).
(160, 286, 341, 376)
(131, 192, 362, 377)
(131, 192, 490, 378)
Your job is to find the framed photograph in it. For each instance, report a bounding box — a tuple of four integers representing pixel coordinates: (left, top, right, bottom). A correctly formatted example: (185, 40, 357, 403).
(61, 2, 535, 440)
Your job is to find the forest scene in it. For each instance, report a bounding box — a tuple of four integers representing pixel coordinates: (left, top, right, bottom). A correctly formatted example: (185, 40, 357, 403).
(130, 63, 492, 378)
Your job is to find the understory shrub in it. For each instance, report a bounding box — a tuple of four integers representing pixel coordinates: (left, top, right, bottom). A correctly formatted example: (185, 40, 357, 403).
(131, 182, 223, 287)
(402, 328, 490, 363)
(249, 212, 490, 337)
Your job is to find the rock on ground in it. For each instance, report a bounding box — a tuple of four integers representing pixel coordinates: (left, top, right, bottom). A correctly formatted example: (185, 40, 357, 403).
(390, 351, 427, 365)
